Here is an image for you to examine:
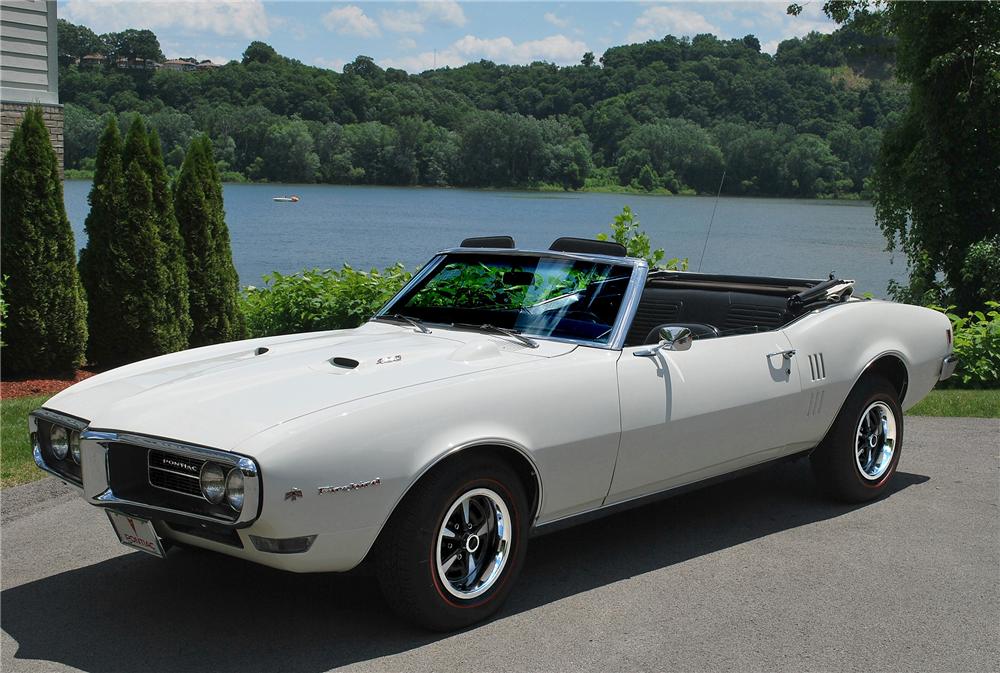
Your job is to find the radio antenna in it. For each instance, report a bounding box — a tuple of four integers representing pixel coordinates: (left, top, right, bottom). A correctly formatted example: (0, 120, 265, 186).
(697, 170, 726, 272)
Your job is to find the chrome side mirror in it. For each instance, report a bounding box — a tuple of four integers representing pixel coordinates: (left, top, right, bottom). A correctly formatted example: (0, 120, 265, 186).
(633, 326, 693, 357)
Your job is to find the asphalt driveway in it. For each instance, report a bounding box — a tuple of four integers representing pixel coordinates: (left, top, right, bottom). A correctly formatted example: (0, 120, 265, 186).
(2, 416, 997, 673)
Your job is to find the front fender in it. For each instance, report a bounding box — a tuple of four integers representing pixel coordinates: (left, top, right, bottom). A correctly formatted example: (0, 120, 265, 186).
(236, 347, 621, 572)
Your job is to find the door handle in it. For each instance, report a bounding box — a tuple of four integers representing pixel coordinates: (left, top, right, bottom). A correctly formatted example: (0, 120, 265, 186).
(766, 349, 796, 360)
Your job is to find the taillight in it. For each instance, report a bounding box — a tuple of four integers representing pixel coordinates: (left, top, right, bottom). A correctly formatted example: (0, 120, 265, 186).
(946, 328, 952, 347)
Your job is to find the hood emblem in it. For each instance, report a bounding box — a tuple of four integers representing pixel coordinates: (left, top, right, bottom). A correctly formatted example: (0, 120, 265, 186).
(284, 488, 303, 502)
(376, 354, 402, 365)
(318, 477, 381, 495)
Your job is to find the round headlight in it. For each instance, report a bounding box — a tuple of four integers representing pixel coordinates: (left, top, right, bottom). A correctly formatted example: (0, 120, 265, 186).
(50, 426, 69, 460)
(225, 468, 244, 512)
(70, 431, 82, 464)
(199, 462, 226, 503)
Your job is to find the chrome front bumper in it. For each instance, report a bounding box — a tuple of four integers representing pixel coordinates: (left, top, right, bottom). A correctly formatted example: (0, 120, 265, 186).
(939, 355, 959, 381)
(29, 410, 262, 529)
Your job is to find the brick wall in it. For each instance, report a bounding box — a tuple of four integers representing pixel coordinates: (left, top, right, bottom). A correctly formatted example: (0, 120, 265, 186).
(0, 102, 64, 177)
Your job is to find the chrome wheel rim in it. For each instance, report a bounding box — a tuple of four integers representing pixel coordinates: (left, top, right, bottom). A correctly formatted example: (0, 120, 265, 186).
(855, 401, 896, 480)
(435, 487, 512, 600)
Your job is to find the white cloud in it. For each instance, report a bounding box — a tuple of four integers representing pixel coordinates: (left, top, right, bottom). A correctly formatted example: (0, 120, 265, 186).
(313, 56, 347, 72)
(323, 5, 380, 37)
(544, 11, 570, 29)
(383, 33, 589, 73)
(379, 0, 466, 34)
(61, 0, 270, 39)
(628, 6, 719, 42)
(398, 36, 418, 50)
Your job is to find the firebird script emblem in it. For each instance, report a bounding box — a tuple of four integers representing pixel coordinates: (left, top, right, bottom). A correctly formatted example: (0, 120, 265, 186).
(376, 355, 402, 365)
(284, 488, 303, 502)
(318, 477, 381, 495)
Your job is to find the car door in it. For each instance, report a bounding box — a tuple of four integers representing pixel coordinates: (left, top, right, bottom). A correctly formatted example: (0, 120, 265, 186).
(606, 330, 803, 505)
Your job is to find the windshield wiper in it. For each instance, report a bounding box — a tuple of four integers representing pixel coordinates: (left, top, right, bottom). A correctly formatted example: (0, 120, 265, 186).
(456, 323, 539, 349)
(376, 313, 431, 334)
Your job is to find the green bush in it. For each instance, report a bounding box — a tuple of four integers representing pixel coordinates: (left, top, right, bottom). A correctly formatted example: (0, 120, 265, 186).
(240, 264, 412, 338)
(597, 206, 688, 270)
(932, 301, 1000, 388)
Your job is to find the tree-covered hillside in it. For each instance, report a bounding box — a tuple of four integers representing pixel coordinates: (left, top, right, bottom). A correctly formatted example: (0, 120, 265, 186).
(59, 19, 905, 196)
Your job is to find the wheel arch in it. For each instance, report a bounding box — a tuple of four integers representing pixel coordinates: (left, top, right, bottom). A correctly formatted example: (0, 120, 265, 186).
(857, 351, 909, 404)
(363, 439, 543, 563)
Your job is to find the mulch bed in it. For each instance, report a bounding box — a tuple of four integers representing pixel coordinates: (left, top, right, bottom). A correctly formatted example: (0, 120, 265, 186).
(1, 369, 96, 399)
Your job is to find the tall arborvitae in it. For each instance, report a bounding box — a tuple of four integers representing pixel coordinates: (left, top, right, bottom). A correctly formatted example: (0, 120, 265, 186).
(0, 107, 87, 374)
(175, 135, 245, 346)
(117, 159, 174, 361)
(123, 118, 191, 350)
(80, 118, 183, 367)
(79, 117, 125, 365)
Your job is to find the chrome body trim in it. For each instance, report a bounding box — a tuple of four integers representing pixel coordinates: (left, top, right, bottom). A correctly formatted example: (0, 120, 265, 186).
(32, 443, 84, 490)
(31, 407, 88, 431)
(939, 355, 958, 381)
(372, 250, 649, 352)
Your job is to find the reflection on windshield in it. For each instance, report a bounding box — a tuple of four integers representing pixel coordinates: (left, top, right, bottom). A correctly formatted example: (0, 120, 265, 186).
(385, 254, 633, 344)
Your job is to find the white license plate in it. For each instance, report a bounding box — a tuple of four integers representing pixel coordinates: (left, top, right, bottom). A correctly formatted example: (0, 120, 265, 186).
(106, 510, 165, 558)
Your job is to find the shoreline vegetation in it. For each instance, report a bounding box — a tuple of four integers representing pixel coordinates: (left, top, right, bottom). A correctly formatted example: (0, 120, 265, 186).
(62, 172, 867, 201)
(59, 19, 903, 200)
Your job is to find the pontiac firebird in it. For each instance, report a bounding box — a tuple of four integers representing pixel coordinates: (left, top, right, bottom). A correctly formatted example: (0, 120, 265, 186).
(30, 236, 957, 630)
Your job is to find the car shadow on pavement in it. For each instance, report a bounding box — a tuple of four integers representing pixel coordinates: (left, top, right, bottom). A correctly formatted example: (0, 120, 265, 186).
(2, 459, 928, 673)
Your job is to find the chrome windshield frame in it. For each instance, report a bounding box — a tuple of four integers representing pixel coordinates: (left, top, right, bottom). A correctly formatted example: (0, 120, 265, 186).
(371, 248, 648, 351)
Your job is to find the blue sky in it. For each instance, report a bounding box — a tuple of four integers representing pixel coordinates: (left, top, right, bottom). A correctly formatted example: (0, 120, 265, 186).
(58, 1, 838, 72)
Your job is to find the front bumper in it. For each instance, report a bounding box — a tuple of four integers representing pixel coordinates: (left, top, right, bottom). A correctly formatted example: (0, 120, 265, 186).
(29, 409, 262, 530)
(939, 355, 959, 381)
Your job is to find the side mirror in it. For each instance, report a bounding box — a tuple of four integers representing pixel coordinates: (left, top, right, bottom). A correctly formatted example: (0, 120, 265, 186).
(633, 326, 693, 357)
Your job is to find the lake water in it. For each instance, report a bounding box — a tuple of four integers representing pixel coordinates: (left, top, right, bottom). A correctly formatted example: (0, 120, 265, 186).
(62, 181, 908, 296)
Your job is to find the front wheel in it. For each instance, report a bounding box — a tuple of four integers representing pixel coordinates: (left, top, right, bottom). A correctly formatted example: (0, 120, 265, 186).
(375, 457, 529, 631)
(811, 375, 903, 502)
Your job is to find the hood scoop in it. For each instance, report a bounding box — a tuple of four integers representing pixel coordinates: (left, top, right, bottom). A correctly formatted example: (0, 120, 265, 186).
(329, 356, 360, 370)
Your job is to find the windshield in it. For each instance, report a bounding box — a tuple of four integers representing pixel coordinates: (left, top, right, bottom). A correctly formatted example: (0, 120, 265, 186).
(381, 253, 634, 344)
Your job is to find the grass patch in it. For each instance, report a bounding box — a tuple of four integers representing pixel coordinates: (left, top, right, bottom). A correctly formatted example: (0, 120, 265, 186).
(1, 394, 50, 488)
(908, 389, 999, 418)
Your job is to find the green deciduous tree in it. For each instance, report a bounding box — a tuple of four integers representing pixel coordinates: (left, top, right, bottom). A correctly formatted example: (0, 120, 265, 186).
(174, 136, 245, 345)
(793, 1, 1000, 311)
(0, 107, 88, 374)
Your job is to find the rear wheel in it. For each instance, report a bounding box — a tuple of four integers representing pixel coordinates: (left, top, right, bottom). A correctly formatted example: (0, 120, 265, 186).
(375, 457, 529, 631)
(811, 375, 903, 502)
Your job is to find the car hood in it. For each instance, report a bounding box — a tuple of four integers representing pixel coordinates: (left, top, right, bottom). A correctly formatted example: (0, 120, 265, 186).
(46, 322, 576, 449)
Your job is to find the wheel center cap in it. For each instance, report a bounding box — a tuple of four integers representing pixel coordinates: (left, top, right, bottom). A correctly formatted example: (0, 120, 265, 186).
(869, 434, 879, 448)
(465, 534, 480, 553)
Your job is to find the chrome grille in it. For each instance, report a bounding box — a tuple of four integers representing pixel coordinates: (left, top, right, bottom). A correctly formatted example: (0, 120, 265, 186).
(148, 450, 204, 498)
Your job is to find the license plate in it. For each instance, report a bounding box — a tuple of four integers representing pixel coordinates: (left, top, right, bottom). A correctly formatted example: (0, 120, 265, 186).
(106, 510, 165, 558)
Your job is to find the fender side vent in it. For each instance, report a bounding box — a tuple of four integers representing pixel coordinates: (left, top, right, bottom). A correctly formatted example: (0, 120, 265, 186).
(255, 347, 269, 356)
(808, 353, 827, 381)
(331, 357, 360, 369)
(807, 390, 825, 416)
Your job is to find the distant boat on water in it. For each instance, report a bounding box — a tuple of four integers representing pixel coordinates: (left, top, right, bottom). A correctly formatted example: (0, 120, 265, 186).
(273, 195, 300, 202)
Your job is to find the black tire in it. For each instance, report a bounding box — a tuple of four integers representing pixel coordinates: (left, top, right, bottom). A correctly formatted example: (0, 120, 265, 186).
(811, 375, 903, 503)
(375, 456, 530, 631)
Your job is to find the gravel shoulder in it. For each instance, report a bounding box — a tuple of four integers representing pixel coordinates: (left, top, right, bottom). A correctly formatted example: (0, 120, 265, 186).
(2, 416, 998, 673)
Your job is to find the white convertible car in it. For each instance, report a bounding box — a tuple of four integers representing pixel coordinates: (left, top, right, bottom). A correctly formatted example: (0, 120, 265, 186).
(30, 236, 956, 630)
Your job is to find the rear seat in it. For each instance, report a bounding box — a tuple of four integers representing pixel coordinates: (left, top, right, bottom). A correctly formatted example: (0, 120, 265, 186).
(625, 286, 793, 346)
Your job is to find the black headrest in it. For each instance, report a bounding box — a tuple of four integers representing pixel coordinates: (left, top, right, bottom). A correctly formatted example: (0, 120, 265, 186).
(549, 237, 627, 257)
(460, 235, 515, 249)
